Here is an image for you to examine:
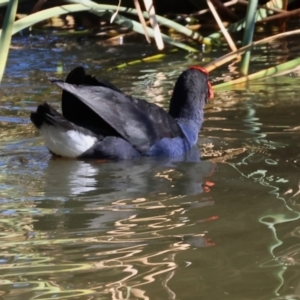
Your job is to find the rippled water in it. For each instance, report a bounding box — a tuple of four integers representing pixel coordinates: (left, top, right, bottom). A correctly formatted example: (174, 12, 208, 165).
(0, 35, 300, 299)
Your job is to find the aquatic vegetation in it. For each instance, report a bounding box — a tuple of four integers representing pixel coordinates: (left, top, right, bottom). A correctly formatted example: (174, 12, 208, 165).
(0, 0, 299, 85)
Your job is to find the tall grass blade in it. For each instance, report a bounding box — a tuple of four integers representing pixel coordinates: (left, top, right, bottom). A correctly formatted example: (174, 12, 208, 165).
(0, 0, 18, 83)
(109, 12, 198, 52)
(214, 57, 300, 90)
(0, 4, 90, 35)
(143, 0, 164, 50)
(208, 0, 286, 44)
(240, 0, 258, 75)
(64, 0, 204, 43)
(0, 0, 28, 8)
(206, 0, 237, 51)
(0, 3, 198, 52)
(205, 29, 300, 72)
(133, 0, 151, 43)
(109, 0, 121, 23)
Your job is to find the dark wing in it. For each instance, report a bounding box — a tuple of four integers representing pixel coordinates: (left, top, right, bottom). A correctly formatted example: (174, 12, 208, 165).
(51, 80, 184, 154)
(62, 67, 123, 137)
(64, 66, 122, 93)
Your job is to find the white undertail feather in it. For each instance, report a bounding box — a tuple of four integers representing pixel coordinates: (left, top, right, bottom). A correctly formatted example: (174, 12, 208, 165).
(40, 125, 97, 158)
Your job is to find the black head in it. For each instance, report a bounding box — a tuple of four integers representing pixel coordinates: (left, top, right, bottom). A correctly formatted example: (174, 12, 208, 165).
(168, 66, 213, 120)
(189, 66, 213, 99)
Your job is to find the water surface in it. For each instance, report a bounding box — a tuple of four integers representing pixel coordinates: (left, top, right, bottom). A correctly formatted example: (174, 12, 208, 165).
(0, 35, 300, 300)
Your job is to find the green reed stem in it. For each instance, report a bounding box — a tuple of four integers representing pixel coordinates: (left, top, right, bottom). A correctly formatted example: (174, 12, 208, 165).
(0, 0, 19, 83)
(240, 0, 258, 76)
(214, 57, 300, 90)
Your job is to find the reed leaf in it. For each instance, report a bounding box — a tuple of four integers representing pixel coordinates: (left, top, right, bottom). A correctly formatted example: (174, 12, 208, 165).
(240, 0, 258, 75)
(0, 4, 91, 35)
(205, 29, 300, 72)
(64, 0, 204, 44)
(108, 12, 198, 52)
(0, 0, 15, 8)
(208, 0, 286, 43)
(0, 0, 18, 82)
(0, 0, 29, 8)
(143, 0, 164, 50)
(213, 57, 300, 90)
(0, 0, 204, 44)
(0, 3, 198, 52)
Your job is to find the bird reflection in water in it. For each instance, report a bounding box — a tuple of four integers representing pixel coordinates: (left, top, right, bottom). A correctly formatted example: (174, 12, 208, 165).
(29, 146, 217, 299)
